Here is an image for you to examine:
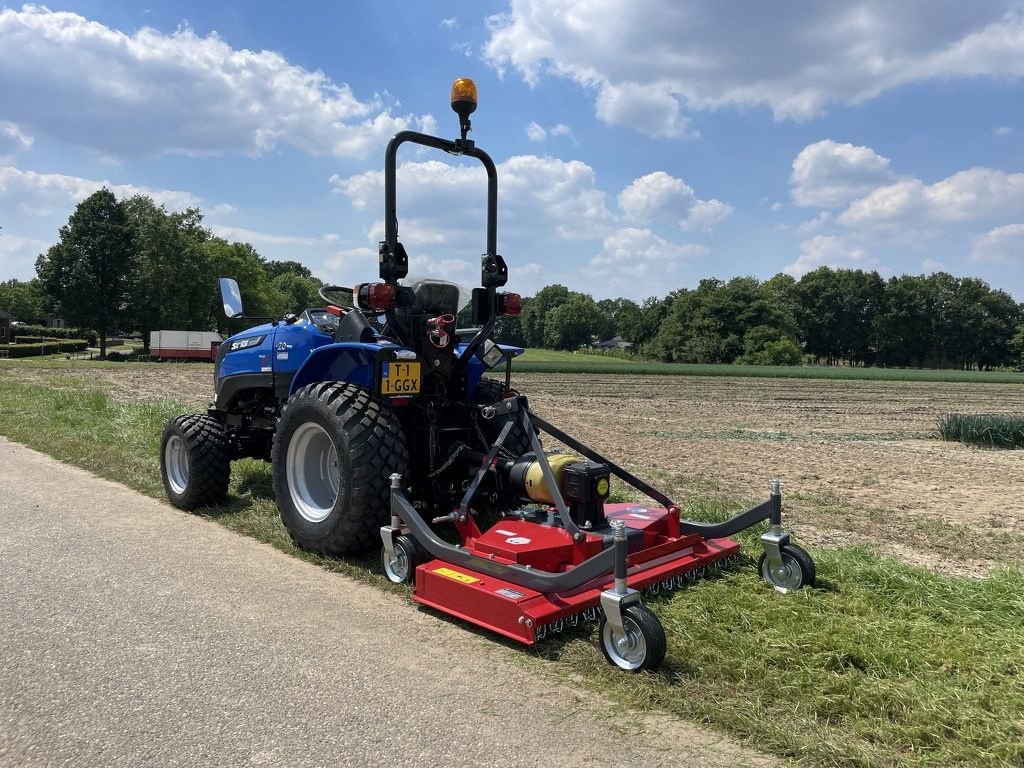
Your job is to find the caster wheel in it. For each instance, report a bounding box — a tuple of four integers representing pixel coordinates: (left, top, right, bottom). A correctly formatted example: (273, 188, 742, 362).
(758, 543, 816, 591)
(381, 534, 424, 585)
(598, 604, 666, 673)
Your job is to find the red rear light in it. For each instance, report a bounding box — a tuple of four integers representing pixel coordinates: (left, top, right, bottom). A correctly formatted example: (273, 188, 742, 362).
(355, 282, 397, 311)
(498, 292, 522, 315)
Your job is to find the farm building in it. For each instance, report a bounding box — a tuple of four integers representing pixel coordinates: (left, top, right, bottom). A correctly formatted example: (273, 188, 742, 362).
(594, 335, 632, 350)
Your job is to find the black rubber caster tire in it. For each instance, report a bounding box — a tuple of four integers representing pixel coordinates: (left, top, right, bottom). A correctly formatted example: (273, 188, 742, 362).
(381, 534, 425, 585)
(598, 603, 667, 673)
(758, 543, 816, 590)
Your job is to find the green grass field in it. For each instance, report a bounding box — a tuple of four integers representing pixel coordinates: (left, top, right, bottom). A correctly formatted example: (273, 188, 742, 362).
(516, 348, 1024, 384)
(1, 368, 1022, 767)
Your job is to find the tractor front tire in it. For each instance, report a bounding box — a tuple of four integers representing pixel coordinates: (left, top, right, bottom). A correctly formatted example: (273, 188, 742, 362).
(273, 382, 408, 556)
(160, 414, 231, 510)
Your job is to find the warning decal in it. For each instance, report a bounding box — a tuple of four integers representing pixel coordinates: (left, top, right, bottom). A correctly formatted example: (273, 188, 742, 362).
(433, 566, 480, 584)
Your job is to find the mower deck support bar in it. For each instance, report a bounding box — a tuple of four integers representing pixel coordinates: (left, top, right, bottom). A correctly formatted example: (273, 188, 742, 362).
(528, 413, 676, 510)
(600, 520, 642, 637)
(459, 417, 515, 520)
(391, 480, 617, 592)
(521, 410, 583, 542)
(760, 479, 790, 574)
(380, 474, 408, 565)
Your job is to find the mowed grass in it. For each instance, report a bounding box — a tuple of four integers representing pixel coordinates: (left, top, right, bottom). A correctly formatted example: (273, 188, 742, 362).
(2, 371, 1024, 767)
(516, 348, 1024, 383)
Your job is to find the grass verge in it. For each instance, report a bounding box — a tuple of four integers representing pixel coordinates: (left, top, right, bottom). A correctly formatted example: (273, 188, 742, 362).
(516, 349, 1024, 384)
(1, 372, 1023, 768)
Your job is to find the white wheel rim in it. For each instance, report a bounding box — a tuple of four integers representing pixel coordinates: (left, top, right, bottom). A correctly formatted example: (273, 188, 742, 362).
(164, 434, 189, 495)
(286, 422, 339, 523)
(384, 545, 410, 582)
(602, 616, 647, 671)
(764, 553, 803, 590)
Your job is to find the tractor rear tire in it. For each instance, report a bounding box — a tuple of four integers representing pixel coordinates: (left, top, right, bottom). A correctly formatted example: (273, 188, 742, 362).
(160, 414, 231, 510)
(273, 382, 408, 557)
(472, 378, 533, 458)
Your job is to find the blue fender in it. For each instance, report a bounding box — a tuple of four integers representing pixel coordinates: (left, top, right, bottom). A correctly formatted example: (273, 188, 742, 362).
(288, 342, 386, 396)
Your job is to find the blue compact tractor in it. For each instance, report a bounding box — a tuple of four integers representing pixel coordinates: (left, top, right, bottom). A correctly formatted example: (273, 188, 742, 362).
(160, 78, 814, 673)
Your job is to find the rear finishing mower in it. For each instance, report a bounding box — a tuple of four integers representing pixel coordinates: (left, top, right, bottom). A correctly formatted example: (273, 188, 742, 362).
(160, 77, 815, 673)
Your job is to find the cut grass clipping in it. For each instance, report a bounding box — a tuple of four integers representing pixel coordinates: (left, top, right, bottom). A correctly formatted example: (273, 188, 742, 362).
(2, 371, 1024, 767)
(938, 412, 1024, 449)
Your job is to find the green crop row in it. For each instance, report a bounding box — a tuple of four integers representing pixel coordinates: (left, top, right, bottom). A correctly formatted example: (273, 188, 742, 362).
(938, 413, 1024, 449)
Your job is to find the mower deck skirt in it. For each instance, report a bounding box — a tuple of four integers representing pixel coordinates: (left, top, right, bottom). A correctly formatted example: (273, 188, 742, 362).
(412, 535, 740, 644)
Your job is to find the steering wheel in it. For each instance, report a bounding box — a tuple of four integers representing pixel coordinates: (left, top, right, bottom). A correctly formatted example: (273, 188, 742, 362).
(318, 285, 353, 312)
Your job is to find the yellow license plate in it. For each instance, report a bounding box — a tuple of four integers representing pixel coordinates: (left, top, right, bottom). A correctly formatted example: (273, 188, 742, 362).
(380, 360, 421, 396)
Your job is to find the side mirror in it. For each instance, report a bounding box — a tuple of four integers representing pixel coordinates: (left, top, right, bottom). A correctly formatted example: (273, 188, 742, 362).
(219, 277, 243, 318)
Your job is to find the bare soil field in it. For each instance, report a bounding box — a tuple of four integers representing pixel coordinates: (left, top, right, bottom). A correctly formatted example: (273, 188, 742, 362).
(10, 363, 1024, 575)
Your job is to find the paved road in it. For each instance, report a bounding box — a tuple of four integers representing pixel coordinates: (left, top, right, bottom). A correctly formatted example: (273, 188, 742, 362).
(0, 438, 778, 768)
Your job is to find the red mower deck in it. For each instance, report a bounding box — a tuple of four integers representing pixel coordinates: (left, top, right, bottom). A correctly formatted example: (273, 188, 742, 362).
(412, 504, 741, 644)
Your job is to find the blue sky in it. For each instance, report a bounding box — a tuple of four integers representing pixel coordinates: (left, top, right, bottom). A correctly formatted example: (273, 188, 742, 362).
(2, 1, 1024, 302)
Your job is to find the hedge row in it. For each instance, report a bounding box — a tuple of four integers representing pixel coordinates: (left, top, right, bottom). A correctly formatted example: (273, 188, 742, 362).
(0, 340, 89, 358)
(11, 324, 98, 346)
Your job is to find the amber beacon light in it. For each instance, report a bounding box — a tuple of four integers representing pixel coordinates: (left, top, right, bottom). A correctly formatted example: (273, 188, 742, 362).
(450, 77, 478, 141)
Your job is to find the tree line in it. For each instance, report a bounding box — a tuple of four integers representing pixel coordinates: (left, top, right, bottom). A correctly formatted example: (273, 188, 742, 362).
(3, 188, 1023, 369)
(493, 271, 1024, 371)
(1, 188, 322, 357)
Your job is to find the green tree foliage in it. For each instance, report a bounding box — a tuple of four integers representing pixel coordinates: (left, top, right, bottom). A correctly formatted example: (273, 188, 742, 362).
(265, 259, 315, 281)
(35, 189, 136, 357)
(203, 238, 279, 331)
(1010, 325, 1024, 370)
(520, 284, 570, 347)
(736, 325, 803, 365)
(543, 293, 609, 349)
(874, 272, 1021, 370)
(124, 196, 217, 348)
(651, 277, 799, 363)
(632, 295, 674, 348)
(270, 272, 324, 316)
(597, 297, 640, 341)
(0, 278, 45, 323)
(796, 267, 883, 365)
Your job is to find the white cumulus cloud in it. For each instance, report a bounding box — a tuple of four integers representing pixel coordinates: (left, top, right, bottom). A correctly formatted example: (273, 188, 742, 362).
(838, 167, 1024, 227)
(588, 227, 708, 281)
(211, 226, 341, 247)
(333, 154, 615, 250)
(525, 122, 572, 142)
(618, 171, 732, 231)
(791, 140, 896, 207)
(0, 121, 33, 159)
(485, 1, 1024, 134)
(783, 235, 877, 277)
(0, 5, 431, 159)
(971, 223, 1024, 263)
(0, 166, 199, 217)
